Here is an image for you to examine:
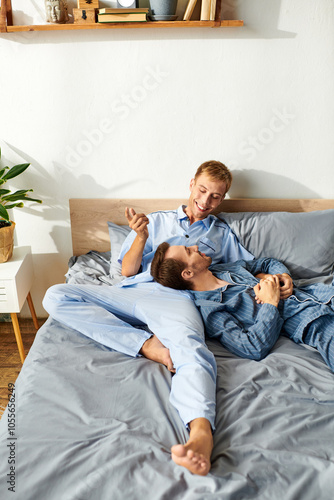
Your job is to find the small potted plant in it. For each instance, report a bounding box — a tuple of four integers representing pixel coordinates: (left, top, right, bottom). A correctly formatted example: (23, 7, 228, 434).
(0, 148, 42, 263)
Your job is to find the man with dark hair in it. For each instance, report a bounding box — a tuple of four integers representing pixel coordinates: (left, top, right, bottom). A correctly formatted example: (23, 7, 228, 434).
(151, 243, 334, 372)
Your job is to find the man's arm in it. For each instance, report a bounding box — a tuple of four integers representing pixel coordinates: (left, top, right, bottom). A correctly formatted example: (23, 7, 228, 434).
(121, 208, 149, 277)
(246, 257, 291, 277)
(246, 257, 293, 300)
(202, 277, 283, 361)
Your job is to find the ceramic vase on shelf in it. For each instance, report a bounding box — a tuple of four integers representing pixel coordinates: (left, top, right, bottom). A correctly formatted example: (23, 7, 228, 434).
(149, 0, 178, 20)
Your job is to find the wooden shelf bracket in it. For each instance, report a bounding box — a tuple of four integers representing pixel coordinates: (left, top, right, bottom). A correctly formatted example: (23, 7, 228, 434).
(0, 0, 12, 33)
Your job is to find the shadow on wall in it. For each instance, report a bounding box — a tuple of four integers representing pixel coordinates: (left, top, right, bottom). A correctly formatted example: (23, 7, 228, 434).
(0, 0, 296, 45)
(228, 169, 320, 199)
(3, 143, 147, 254)
(4, 142, 137, 209)
(222, 0, 296, 39)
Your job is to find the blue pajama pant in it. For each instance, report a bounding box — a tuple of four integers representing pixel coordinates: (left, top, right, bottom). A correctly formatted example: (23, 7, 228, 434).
(282, 298, 334, 372)
(43, 282, 217, 430)
(302, 314, 334, 371)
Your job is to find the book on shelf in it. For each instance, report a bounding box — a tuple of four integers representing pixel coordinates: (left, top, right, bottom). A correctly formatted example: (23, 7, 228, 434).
(98, 8, 149, 14)
(98, 9, 149, 22)
(200, 0, 211, 20)
(210, 0, 217, 20)
(183, 0, 217, 21)
(183, 0, 198, 21)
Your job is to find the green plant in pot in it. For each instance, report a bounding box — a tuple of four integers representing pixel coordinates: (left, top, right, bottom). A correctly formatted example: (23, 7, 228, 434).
(0, 148, 42, 263)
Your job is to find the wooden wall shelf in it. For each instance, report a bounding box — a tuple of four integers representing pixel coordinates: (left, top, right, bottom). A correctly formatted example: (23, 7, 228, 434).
(0, 0, 243, 34)
(4, 20, 243, 33)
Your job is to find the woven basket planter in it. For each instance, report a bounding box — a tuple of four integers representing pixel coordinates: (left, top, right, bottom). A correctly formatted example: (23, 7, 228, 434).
(0, 221, 15, 263)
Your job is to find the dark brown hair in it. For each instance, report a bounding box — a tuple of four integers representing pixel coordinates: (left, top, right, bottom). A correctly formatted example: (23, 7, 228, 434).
(151, 242, 192, 290)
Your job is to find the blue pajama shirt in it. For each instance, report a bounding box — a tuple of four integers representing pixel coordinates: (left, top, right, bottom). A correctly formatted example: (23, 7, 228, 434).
(118, 205, 254, 286)
(192, 258, 334, 371)
(43, 206, 253, 429)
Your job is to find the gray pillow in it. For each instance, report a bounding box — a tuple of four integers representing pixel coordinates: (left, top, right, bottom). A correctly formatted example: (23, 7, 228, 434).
(219, 210, 334, 285)
(107, 222, 131, 280)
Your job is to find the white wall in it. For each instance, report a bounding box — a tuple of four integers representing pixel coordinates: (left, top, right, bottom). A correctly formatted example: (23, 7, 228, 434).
(0, 0, 333, 317)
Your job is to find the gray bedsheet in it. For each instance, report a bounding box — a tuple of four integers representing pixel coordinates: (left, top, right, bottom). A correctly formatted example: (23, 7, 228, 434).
(1, 316, 334, 499)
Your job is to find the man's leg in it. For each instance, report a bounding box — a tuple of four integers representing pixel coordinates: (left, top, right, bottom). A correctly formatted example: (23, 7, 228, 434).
(44, 283, 216, 426)
(134, 284, 217, 475)
(43, 283, 175, 369)
(303, 314, 334, 372)
(171, 417, 213, 475)
(44, 282, 217, 475)
(43, 283, 154, 357)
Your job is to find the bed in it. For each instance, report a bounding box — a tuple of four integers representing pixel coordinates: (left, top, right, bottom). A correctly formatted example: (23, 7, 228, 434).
(1, 198, 334, 500)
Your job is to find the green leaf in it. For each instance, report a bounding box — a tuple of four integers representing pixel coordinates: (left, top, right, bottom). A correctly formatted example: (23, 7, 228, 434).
(1, 193, 32, 202)
(20, 197, 42, 204)
(0, 189, 11, 195)
(0, 167, 9, 180)
(0, 204, 9, 221)
(6, 189, 29, 195)
(1, 190, 42, 204)
(3, 202, 24, 210)
(2, 163, 30, 181)
(1, 189, 32, 199)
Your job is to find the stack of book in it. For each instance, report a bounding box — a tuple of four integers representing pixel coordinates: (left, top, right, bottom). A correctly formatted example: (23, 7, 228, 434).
(183, 0, 217, 21)
(97, 7, 149, 23)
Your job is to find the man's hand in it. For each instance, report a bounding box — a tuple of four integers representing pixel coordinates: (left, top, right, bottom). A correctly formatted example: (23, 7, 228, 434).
(255, 272, 293, 300)
(122, 208, 150, 277)
(276, 273, 293, 299)
(253, 275, 281, 307)
(125, 207, 149, 242)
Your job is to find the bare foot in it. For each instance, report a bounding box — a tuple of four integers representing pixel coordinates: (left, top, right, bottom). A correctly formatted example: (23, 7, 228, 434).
(171, 444, 211, 476)
(171, 418, 213, 476)
(140, 335, 175, 372)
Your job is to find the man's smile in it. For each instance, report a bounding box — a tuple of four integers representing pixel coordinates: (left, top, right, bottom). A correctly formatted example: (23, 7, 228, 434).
(195, 201, 210, 212)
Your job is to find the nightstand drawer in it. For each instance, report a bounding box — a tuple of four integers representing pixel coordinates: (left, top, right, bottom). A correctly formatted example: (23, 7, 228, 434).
(0, 283, 7, 301)
(0, 280, 20, 311)
(0, 247, 34, 313)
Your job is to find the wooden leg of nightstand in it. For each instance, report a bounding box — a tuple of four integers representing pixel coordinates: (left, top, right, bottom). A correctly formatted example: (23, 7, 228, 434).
(10, 313, 26, 364)
(26, 292, 39, 330)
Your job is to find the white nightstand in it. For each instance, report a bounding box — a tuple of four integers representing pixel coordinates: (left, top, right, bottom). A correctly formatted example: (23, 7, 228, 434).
(0, 246, 39, 363)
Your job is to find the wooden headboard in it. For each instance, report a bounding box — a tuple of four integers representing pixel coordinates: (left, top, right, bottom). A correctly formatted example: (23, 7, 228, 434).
(69, 198, 334, 256)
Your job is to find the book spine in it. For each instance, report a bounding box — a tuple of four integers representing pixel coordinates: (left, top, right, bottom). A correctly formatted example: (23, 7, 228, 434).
(210, 0, 217, 20)
(97, 14, 147, 22)
(200, 0, 211, 21)
(183, 0, 198, 21)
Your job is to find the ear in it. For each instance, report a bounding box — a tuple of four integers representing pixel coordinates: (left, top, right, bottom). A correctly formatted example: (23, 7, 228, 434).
(181, 268, 194, 281)
(189, 178, 195, 191)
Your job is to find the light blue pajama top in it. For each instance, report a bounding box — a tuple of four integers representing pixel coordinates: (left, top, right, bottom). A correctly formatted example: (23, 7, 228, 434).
(118, 205, 254, 286)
